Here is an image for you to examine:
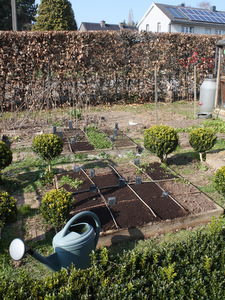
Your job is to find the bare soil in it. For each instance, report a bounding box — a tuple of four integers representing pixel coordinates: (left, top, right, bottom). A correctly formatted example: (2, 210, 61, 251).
(55, 162, 217, 232)
(2, 104, 223, 239)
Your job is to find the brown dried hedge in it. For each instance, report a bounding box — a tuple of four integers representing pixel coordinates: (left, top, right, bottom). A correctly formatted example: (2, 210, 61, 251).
(0, 31, 221, 111)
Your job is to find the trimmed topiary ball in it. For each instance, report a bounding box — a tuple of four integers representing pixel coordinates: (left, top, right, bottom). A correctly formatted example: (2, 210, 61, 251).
(32, 133, 63, 170)
(214, 166, 225, 196)
(0, 191, 17, 228)
(189, 128, 217, 161)
(40, 188, 73, 232)
(144, 125, 179, 162)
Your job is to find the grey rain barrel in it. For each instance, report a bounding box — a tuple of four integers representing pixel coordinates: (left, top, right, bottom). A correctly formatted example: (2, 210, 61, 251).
(198, 78, 216, 118)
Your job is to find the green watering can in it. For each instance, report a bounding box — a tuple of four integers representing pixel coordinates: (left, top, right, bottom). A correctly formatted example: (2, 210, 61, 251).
(9, 211, 101, 271)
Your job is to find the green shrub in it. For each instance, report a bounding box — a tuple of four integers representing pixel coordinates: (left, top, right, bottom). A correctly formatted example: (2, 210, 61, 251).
(189, 128, 217, 161)
(32, 133, 63, 171)
(0, 191, 17, 228)
(143, 125, 179, 162)
(40, 188, 72, 232)
(0, 141, 12, 180)
(214, 166, 225, 196)
(1, 218, 225, 298)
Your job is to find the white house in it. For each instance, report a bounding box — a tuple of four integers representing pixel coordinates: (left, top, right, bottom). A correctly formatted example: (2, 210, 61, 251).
(138, 3, 225, 35)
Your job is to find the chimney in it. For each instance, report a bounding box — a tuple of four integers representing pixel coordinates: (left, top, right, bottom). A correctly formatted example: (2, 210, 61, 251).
(100, 20, 106, 27)
(180, 3, 185, 7)
(119, 22, 124, 29)
(210, 6, 216, 12)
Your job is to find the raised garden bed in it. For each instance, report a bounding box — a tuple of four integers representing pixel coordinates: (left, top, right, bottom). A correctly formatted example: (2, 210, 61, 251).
(55, 162, 223, 246)
(54, 125, 138, 154)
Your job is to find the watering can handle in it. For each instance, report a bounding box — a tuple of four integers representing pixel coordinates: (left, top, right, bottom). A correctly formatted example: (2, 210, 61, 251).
(61, 211, 101, 248)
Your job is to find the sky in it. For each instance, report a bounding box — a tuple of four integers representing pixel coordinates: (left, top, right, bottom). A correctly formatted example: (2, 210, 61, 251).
(35, 1, 225, 28)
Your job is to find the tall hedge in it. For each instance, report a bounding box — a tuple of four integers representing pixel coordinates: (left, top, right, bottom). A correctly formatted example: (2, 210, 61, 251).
(0, 31, 220, 111)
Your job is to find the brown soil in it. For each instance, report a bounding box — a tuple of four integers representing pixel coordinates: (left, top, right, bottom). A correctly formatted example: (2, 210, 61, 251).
(55, 162, 217, 233)
(2, 104, 223, 240)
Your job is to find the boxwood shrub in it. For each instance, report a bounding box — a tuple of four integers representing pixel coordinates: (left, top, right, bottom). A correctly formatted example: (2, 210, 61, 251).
(1, 218, 225, 299)
(0, 141, 12, 180)
(40, 188, 73, 232)
(32, 133, 63, 171)
(214, 166, 225, 196)
(144, 125, 179, 162)
(0, 191, 17, 229)
(189, 128, 217, 161)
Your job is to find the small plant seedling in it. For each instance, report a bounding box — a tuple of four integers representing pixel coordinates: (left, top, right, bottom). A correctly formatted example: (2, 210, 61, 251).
(86, 126, 112, 149)
(39, 169, 55, 185)
(59, 175, 83, 189)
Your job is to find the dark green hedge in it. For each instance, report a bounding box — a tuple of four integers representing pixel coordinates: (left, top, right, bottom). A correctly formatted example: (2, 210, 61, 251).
(1, 218, 225, 299)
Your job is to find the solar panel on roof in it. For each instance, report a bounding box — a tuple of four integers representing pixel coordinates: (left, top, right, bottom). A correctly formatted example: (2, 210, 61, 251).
(167, 7, 186, 19)
(179, 7, 225, 24)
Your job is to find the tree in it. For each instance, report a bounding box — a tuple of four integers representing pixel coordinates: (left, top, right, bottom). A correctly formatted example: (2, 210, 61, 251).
(128, 9, 135, 26)
(0, 0, 37, 31)
(32, 0, 77, 31)
(198, 2, 211, 9)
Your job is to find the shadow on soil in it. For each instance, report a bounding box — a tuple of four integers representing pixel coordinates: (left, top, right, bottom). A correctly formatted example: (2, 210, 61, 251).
(168, 151, 200, 166)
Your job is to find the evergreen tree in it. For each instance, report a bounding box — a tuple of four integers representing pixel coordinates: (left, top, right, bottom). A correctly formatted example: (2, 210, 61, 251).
(32, 0, 77, 31)
(0, 0, 37, 30)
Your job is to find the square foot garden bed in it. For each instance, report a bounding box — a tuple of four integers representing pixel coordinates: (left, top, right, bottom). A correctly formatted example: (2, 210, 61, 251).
(55, 162, 223, 246)
(54, 125, 138, 154)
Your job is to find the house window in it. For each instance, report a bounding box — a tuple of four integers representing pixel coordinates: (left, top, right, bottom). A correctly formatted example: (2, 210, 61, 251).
(205, 28, 211, 34)
(157, 22, 161, 32)
(182, 26, 194, 33)
(216, 30, 225, 35)
(146, 24, 149, 32)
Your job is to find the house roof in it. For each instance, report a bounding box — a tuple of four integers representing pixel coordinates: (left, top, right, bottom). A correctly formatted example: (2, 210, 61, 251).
(79, 21, 138, 32)
(139, 3, 225, 27)
(216, 38, 225, 47)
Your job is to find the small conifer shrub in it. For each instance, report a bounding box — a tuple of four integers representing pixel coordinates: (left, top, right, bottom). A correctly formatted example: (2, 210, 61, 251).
(144, 125, 179, 162)
(40, 189, 73, 232)
(0, 141, 12, 181)
(32, 133, 63, 171)
(189, 128, 217, 161)
(0, 191, 17, 229)
(214, 166, 225, 196)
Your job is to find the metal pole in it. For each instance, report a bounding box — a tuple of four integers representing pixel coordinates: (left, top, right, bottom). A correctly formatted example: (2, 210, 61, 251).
(155, 65, 158, 124)
(11, 0, 18, 31)
(215, 47, 222, 109)
(193, 65, 197, 119)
